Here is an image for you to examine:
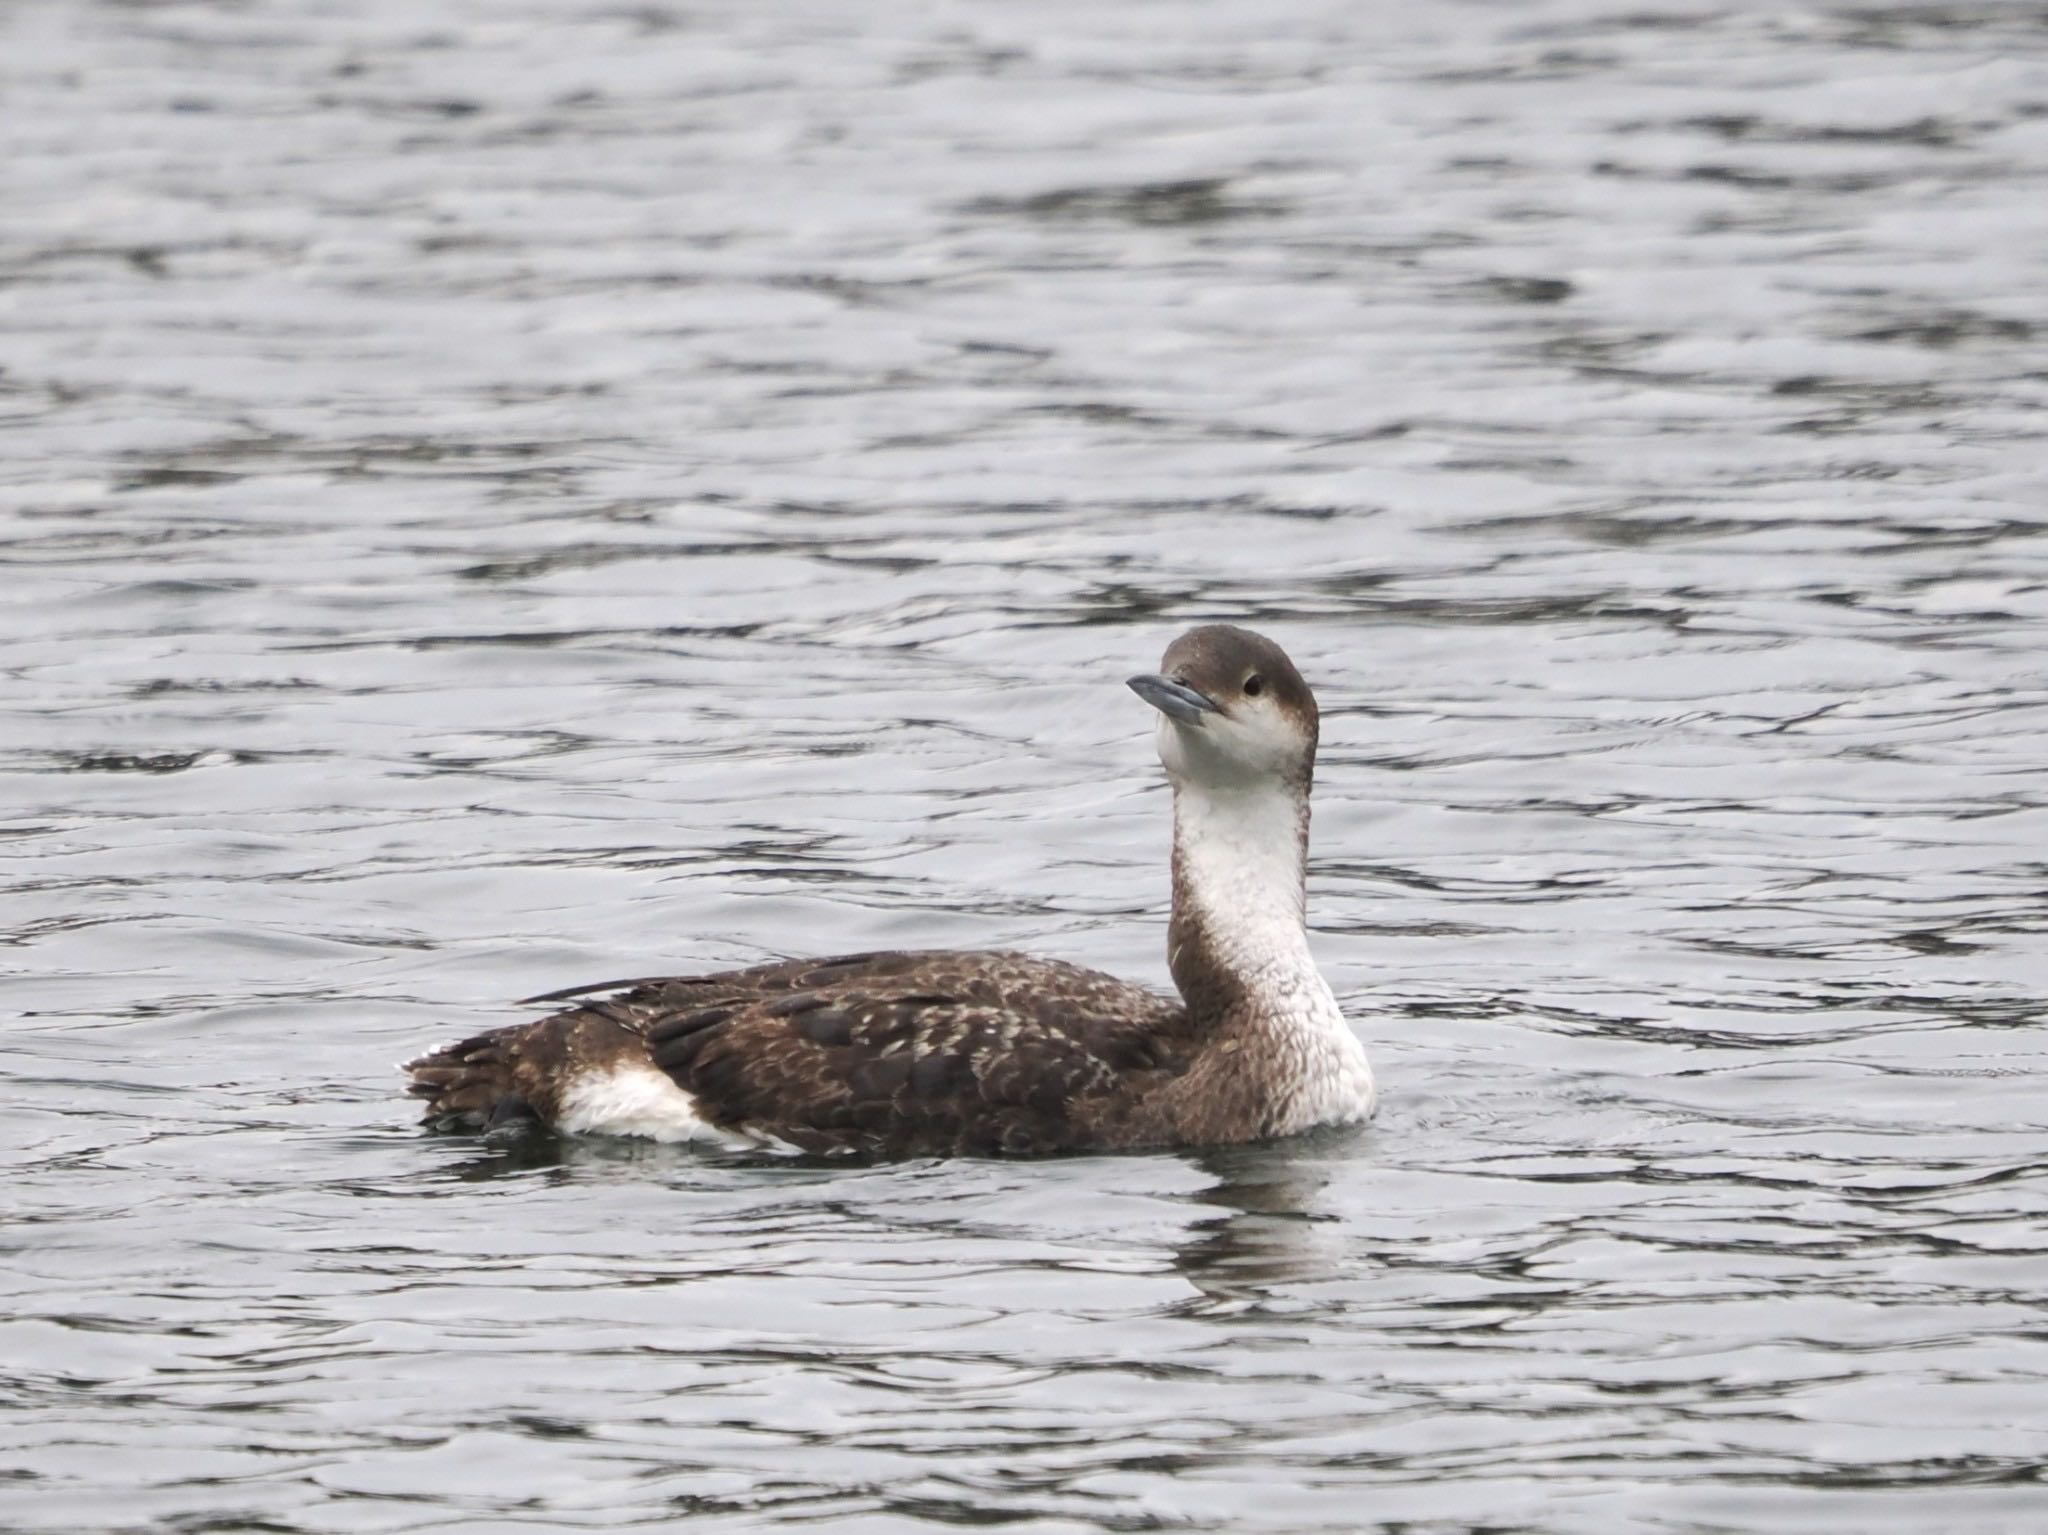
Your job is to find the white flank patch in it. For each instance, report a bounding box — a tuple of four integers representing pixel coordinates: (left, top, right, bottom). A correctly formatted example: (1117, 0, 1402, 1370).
(554, 1064, 761, 1148)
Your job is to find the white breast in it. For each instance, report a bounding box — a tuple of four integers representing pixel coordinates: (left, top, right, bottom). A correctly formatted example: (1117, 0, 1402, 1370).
(1247, 954, 1379, 1134)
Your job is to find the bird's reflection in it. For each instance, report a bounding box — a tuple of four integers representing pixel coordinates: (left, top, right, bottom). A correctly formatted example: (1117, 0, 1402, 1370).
(418, 1124, 1362, 1316)
(1170, 1137, 1348, 1312)
(428, 1123, 712, 1183)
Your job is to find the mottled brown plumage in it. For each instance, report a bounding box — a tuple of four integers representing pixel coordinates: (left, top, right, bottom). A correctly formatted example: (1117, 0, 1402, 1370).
(406, 624, 1378, 1156)
(406, 949, 1195, 1154)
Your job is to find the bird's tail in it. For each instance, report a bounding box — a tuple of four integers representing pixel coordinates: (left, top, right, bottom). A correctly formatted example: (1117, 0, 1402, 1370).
(404, 1026, 536, 1131)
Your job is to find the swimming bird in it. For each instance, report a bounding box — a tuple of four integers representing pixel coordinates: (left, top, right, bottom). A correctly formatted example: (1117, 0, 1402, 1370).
(405, 624, 1376, 1155)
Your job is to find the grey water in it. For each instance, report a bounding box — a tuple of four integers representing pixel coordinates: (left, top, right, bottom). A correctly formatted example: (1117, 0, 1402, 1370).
(4, 0, 2047, 1529)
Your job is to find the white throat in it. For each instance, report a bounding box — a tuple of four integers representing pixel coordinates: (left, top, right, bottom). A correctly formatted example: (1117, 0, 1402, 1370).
(1170, 776, 1312, 978)
(1168, 772, 1378, 1131)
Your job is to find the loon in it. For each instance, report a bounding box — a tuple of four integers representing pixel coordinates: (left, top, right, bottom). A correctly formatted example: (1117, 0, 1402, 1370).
(405, 624, 1377, 1156)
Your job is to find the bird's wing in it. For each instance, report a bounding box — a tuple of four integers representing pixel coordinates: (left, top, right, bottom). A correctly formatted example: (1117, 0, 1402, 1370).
(605, 950, 1186, 1155)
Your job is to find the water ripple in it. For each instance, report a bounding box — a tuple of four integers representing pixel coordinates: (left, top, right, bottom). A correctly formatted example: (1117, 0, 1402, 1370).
(4, 0, 2046, 1531)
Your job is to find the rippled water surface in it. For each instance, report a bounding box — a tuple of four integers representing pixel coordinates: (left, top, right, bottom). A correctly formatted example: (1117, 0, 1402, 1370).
(6, 0, 2048, 1529)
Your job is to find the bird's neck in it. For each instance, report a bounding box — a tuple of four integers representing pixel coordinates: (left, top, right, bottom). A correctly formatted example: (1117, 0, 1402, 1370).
(1166, 776, 1317, 1022)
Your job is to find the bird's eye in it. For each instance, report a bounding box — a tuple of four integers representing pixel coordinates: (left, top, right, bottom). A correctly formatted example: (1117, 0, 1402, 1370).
(1243, 675, 1264, 697)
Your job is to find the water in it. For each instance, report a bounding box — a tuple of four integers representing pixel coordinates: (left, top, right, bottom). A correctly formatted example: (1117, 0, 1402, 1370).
(5, 0, 2047, 1528)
